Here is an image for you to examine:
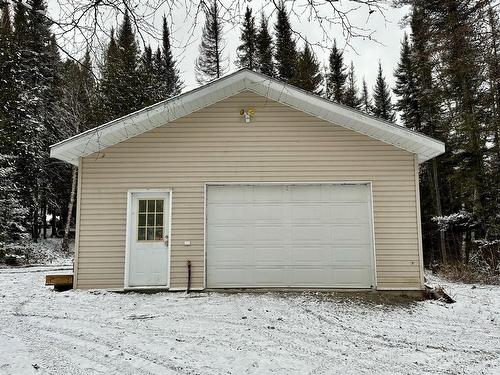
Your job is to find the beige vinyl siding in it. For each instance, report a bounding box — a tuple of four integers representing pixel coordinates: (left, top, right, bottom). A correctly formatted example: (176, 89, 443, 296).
(76, 90, 422, 290)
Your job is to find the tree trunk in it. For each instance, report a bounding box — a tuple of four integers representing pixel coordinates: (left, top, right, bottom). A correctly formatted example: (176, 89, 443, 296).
(425, 166, 436, 267)
(32, 182, 40, 243)
(50, 205, 56, 237)
(42, 199, 47, 240)
(431, 158, 447, 264)
(463, 230, 471, 264)
(32, 206, 39, 243)
(61, 166, 77, 252)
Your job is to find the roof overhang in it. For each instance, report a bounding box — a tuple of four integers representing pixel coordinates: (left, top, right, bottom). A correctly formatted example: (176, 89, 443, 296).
(50, 69, 445, 165)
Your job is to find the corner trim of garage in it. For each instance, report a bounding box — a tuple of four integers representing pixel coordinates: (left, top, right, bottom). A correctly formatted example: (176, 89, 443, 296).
(368, 182, 378, 289)
(414, 155, 425, 288)
(73, 157, 83, 289)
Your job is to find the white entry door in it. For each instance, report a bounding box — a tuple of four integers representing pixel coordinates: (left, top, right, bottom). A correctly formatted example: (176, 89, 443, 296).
(127, 191, 171, 287)
(206, 184, 375, 288)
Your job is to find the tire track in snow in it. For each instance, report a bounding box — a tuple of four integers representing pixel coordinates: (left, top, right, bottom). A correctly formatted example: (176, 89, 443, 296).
(3, 315, 188, 375)
(9, 300, 199, 375)
(2, 269, 499, 375)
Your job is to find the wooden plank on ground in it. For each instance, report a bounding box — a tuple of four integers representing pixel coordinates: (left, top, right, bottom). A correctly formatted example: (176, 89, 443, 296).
(45, 274, 74, 286)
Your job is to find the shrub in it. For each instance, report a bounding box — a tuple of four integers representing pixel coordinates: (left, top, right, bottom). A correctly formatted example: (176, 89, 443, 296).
(438, 262, 500, 285)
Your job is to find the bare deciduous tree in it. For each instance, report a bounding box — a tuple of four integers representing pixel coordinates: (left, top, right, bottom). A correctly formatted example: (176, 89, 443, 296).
(7, 0, 389, 59)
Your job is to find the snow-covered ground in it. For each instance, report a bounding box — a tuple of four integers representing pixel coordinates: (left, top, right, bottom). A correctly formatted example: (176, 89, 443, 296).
(0, 238, 73, 268)
(0, 268, 499, 375)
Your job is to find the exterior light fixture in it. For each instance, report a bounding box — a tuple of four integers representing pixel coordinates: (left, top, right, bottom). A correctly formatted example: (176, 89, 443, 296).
(240, 108, 255, 123)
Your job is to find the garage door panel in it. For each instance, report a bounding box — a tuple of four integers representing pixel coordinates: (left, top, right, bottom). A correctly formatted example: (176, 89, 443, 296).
(254, 246, 288, 264)
(328, 203, 370, 223)
(326, 185, 370, 202)
(291, 205, 324, 221)
(292, 225, 331, 243)
(252, 185, 285, 202)
(333, 267, 373, 286)
(253, 205, 285, 221)
(207, 267, 253, 287)
(290, 185, 323, 201)
(254, 225, 286, 242)
(254, 268, 288, 285)
(331, 246, 372, 264)
(332, 224, 370, 244)
(291, 246, 333, 264)
(207, 205, 248, 222)
(290, 267, 327, 285)
(207, 184, 375, 288)
(208, 225, 249, 242)
(209, 246, 251, 264)
(208, 185, 249, 202)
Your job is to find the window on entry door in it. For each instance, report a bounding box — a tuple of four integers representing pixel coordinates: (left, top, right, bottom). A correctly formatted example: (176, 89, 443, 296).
(137, 199, 164, 241)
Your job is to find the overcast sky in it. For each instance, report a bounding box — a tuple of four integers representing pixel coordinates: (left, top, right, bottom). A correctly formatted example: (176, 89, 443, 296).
(47, 1, 411, 93)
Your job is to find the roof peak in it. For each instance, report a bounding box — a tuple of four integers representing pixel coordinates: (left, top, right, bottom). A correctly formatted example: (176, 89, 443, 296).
(51, 69, 444, 165)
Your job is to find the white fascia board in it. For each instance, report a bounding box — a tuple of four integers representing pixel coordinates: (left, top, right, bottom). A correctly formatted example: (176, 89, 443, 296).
(243, 70, 445, 163)
(50, 72, 248, 165)
(50, 69, 445, 166)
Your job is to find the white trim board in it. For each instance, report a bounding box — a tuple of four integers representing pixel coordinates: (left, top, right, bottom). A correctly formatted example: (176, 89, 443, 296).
(50, 69, 445, 165)
(72, 158, 83, 289)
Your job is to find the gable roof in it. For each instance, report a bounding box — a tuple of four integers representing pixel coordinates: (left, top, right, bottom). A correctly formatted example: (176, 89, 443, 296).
(50, 69, 444, 165)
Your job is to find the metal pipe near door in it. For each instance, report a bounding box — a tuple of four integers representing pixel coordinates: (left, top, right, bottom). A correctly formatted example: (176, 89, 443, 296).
(187, 260, 192, 294)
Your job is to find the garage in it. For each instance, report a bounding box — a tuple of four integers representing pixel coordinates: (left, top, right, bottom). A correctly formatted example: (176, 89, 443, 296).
(206, 183, 376, 289)
(51, 70, 445, 290)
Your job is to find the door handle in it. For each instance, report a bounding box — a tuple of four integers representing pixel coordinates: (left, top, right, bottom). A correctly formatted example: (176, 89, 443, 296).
(164, 235, 169, 247)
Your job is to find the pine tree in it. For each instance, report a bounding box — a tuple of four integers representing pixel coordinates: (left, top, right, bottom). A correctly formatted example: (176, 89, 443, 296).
(100, 12, 142, 120)
(410, 4, 448, 265)
(372, 62, 395, 121)
(291, 43, 322, 95)
(236, 6, 258, 70)
(486, 7, 499, 168)
(393, 33, 421, 130)
(403, 0, 495, 266)
(0, 154, 26, 242)
(274, 1, 297, 82)
(256, 13, 274, 77)
(484, 6, 500, 252)
(0, 3, 25, 242)
(343, 62, 361, 109)
(0, 2, 12, 104)
(360, 78, 372, 114)
(159, 16, 182, 97)
(115, 11, 141, 113)
(8, 0, 28, 157)
(195, 0, 227, 84)
(78, 49, 97, 130)
(435, 0, 487, 262)
(138, 45, 157, 106)
(11, 0, 63, 241)
(99, 28, 121, 122)
(154, 47, 163, 87)
(0, 1, 14, 152)
(325, 40, 347, 103)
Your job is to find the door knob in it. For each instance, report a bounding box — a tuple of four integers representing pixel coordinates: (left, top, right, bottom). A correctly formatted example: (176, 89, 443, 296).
(164, 235, 169, 246)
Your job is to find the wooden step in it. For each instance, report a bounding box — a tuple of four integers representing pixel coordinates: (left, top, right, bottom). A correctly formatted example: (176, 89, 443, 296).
(46, 274, 73, 291)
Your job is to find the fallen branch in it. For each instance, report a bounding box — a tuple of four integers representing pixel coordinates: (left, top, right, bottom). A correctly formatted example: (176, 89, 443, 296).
(424, 284, 455, 304)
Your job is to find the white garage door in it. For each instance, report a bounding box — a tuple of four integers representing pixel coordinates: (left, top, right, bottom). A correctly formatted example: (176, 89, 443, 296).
(206, 184, 375, 288)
